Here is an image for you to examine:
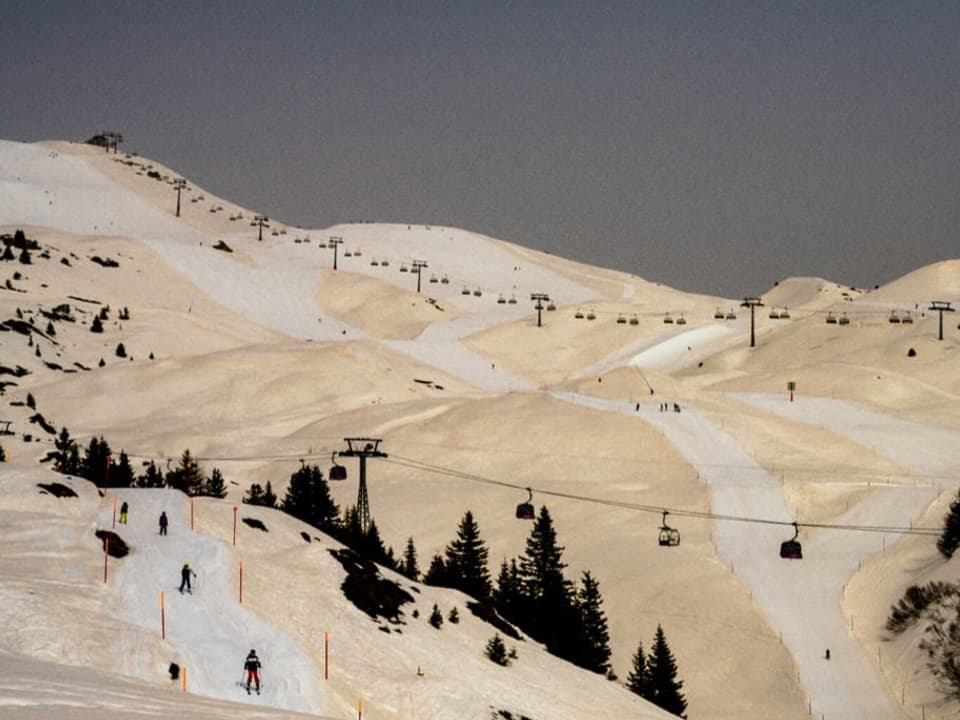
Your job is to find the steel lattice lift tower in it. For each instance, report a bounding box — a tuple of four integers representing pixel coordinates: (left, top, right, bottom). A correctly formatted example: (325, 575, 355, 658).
(339, 438, 387, 533)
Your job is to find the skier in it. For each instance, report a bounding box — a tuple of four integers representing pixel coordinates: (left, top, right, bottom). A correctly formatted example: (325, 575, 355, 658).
(179, 562, 196, 594)
(243, 649, 262, 694)
(119, 501, 128, 524)
(159, 511, 168, 536)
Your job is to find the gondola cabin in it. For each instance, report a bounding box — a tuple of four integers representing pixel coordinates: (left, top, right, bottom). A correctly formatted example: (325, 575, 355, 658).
(658, 512, 680, 546)
(516, 488, 535, 519)
(329, 454, 348, 481)
(779, 523, 802, 559)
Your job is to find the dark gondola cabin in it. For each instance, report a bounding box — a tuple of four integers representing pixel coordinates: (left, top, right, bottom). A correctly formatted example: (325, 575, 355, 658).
(658, 511, 680, 546)
(329, 453, 347, 481)
(779, 522, 802, 559)
(516, 488, 535, 519)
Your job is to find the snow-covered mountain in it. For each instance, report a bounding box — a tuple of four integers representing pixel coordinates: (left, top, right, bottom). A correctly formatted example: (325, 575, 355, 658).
(2, 138, 959, 719)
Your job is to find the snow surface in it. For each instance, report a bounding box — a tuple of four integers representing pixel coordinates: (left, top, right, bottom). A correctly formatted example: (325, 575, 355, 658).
(2, 138, 959, 718)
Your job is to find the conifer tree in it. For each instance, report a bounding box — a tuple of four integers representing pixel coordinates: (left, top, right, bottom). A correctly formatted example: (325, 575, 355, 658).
(485, 634, 509, 666)
(401, 537, 420, 580)
(282, 464, 339, 533)
(444, 510, 492, 601)
(1, 244, 13, 261)
(493, 558, 523, 625)
(90, 316, 103, 333)
(261, 480, 278, 508)
(244, 483, 265, 505)
(938, 488, 960, 558)
(576, 570, 611, 674)
(647, 624, 687, 718)
(111, 450, 135, 488)
(626, 641, 650, 698)
(423, 554, 449, 587)
(54, 427, 80, 475)
(202, 467, 228, 498)
(137, 460, 164, 488)
(82, 436, 112, 487)
(429, 603, 443, 628)
(517, 506, 576, 655)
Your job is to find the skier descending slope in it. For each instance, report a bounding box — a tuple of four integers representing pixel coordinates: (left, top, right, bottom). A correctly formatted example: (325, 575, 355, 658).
(244, 649, 262, 695)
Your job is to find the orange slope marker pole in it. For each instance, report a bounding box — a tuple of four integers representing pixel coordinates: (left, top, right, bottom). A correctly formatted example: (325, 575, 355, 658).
(182, 666, 187, 692)
(112, 496, 118, 529)
(160, 591, 166, 640)
(232, 505, 238, 546)
(357, 699, 362, 720)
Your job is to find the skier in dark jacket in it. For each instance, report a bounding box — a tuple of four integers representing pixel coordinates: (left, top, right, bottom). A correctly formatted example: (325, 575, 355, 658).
(159, 511, 168, 536)
(244, 649, 261, 693)
(179, 562, 195, 594)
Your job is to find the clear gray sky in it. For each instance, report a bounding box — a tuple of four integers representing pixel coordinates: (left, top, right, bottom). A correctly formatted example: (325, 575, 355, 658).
(2, 1, 958, 298)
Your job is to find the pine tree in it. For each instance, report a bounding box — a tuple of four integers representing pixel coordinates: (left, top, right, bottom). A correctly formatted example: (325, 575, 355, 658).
(244, 483, 265, 505)
(261, 480, 278, 508)
(18, 247, 31, 264)
(429, 603, 443, 628)
(90, 316, 103, 333)
(576, 570, 611, 674)
(202, 467, 228, 498)
(485, 634, 509, 666)
(517, 506, 576, 656)
(939, 488, 960, 558)
(282, 464, 339, 533)
(444, 510, 492, 601)
(626, 641, 650, 698)
(647, 625, 687, 718)
(82, 436, 112, 487)
(1, 244, 13, 261)
(423, 554, 449, 587)
(137, 460, 165, 488)
(401, 537, 420, 580)
(54, 427, 80, 475)
(165, 449, 204, 495)
(111, 450, 135, 488)
(493, 558, 523, 625)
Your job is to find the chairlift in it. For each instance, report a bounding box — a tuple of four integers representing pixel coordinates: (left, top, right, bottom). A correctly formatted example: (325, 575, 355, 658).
(714, 308, 724, 319)
(769, 308, 780, 319)
(381, 259, 390, 267)
(629, 314, 639, 326)
(515, 488, 535, 520)
(888, 311, 901, 324)
(725, 309, 737, 320)
(546, 301, 555, 311)
(497, 294, 506, 304)
(318, 241, 327, 248)
(586, 309, 596, 320)
(779, 522, 802, 559)
(473, 288, 483, 297)
(440, 274, 449, 284)
(429, 274, 438, 283)
(780, 307, 791, 319)
(575, 308, 585, 319)
(344, 250, 353, 257)
(617, 314, 627, 324)
(462, 287, 471, 296)
(353, 248, 362, 256)
(658, 511, 680, 547)
(676, 314, 687, 325)
(400, 264, 409, 272)
(838, 313, 850, 326)
(901, 311, 913, 324)
(329, 452, 347, 481)
(825, 312, 837, 324)
(370, 258, 379, 266)
(663, 313, 674, 324)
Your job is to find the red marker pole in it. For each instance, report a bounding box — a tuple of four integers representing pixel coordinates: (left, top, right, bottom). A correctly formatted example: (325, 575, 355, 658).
(233, 506, 238, 546)
(161, 591, 166, 639)
(112, 496, 118, 529)
(103, 537, 109, 583)
(239, 560, 243, 604)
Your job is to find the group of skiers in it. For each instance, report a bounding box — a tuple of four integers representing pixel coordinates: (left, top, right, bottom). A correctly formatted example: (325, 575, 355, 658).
(112, 499, 265, 695)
